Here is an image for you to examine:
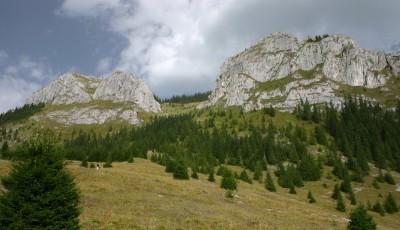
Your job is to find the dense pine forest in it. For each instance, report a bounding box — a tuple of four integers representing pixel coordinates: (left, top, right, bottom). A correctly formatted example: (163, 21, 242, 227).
(156, 91, 212, 104)
(48, 97, 400, 185)
(0, 103, 44, 125)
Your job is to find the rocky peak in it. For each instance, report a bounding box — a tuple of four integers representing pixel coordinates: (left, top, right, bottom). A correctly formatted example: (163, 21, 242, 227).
(93, 71, 161, 112)
(26, 71, 160, 125)
(199, 33, 400, 111)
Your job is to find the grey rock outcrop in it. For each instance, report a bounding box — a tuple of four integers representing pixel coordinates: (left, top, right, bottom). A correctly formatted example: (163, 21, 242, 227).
(200, 32, 400, 111)
(27, 71, 160, 125)
(93, 71, 161, 112)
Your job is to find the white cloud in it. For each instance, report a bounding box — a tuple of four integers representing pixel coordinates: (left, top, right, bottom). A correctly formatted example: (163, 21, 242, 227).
(58, 0, 400, 97)
(0, 56, 53, 113)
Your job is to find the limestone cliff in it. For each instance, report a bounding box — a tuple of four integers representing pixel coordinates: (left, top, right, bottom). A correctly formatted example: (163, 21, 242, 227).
(27, 71, 160, 125)
(199, 32, 400, 111)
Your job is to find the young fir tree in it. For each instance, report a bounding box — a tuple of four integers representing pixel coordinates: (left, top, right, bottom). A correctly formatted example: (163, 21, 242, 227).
(336, 192, 346, 212)
(253, 162, 263, 182)
(347, 205, 377, 230)
(384, 172, 396, 185)
(221, 171, 237, 190)
(372, 201, 385, 216)
(332, 184, 341, 200)
(372, 179, 380, 189)
(165, 158, 177, 173)
(341, 173, 352, 193)
(0, 131, 80, 229)
(127, 154, 134, 163)
(308, 191, 316, 203)
(384, 193, 399, 214)
(173, 160, 189, 180)
(289, 182, 296, 194)
(349, 189, 357, 205)
(208, 168, 215, 182)
(239, 169, 252, 184)
(81, 155, 88, 168)
(264, 172, 276, 192)
(191, 168, 199, 179)
(103, 152, 113, 168)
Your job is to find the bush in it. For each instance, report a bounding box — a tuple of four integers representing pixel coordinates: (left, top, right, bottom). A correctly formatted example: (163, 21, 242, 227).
(384, 172, 396, 185)
(347, 205, 376, 230)
(225, 190, 235, 199)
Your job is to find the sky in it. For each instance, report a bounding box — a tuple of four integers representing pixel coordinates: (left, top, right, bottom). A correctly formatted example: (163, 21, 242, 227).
(1, 0, 400, 113)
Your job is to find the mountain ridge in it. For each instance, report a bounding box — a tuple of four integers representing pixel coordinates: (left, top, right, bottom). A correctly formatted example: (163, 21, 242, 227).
(199, 32, 400, 111)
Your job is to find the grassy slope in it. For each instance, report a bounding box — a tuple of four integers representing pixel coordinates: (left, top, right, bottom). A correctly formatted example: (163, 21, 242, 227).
(1, 159, 399, 229)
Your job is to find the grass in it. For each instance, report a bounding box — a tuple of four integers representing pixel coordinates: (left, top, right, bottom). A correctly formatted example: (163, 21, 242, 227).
(0, 159, 399, 229)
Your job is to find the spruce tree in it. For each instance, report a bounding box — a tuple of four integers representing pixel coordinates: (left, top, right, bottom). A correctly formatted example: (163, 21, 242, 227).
(384, 172, 396, 185)
(0, 131, 80, 229)
(347, 205, 376, 230)
(337, 192, 346, 212)
(208, 168, 215, 182)
(239, 170, 252, 184)
(372, 201, 385, 216)
(341, 173, 352, 193)
(384, 193, 398, 214)
(127, 154, 134, 163)
(308, 191, 316, 203)
(264, 172, 276, 192)
(103, 152, 113, 168)
(349, 189, 357, 205)
(173, 160, 189, 180)
(253, 162, 263, 182)
(372, 179, 380, 189)
(289, 182, 296, 194)
(221, 171, 237, 190)
(332, 184, 341, 200)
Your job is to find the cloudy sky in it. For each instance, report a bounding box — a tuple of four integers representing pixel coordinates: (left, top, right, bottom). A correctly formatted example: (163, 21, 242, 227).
(1, 0, 400, 112)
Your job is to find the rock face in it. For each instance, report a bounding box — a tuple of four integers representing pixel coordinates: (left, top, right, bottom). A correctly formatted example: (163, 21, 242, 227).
(27, 71, 160, 125)
(200, 33, 400, 111)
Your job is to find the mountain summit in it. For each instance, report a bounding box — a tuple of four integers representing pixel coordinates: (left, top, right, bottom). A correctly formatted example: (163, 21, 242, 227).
(27, 71, 160, 125)
(200, 32, 400, 111)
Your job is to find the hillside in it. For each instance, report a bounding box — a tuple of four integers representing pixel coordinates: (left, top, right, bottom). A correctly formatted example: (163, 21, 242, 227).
(1, 159, 399, 229)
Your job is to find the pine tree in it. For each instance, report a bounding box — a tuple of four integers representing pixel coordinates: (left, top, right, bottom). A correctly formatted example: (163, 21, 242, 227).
(384, 193, 399, 214)
(0, 131, 80, 229)
(165, 158, 176, 173)
(349, 189, 357, 205)
(372, 179, 380, 189)
(308, 191, 316, 203)
(239, 170, 252, 184)
(127, 154, 134, 163)
(103, 152, 113, 168)
(191, 171, 199, 179)
(253, 162, 263, 182)
(208, 168, 215, 182)
(81, 156, 88, 168)
(332, 184, 340, 200)
(372, 201, 385, 216)
(221, 171, 237, 190)
(1, 141, 9, 157)
(347, 205, 376, 230)
(173, 160, 189, 180)
(384, 172, 396, 185)
(264, 172, 276, 192)
(289, 182, 296, 194)
(337, 192, 346, 212)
